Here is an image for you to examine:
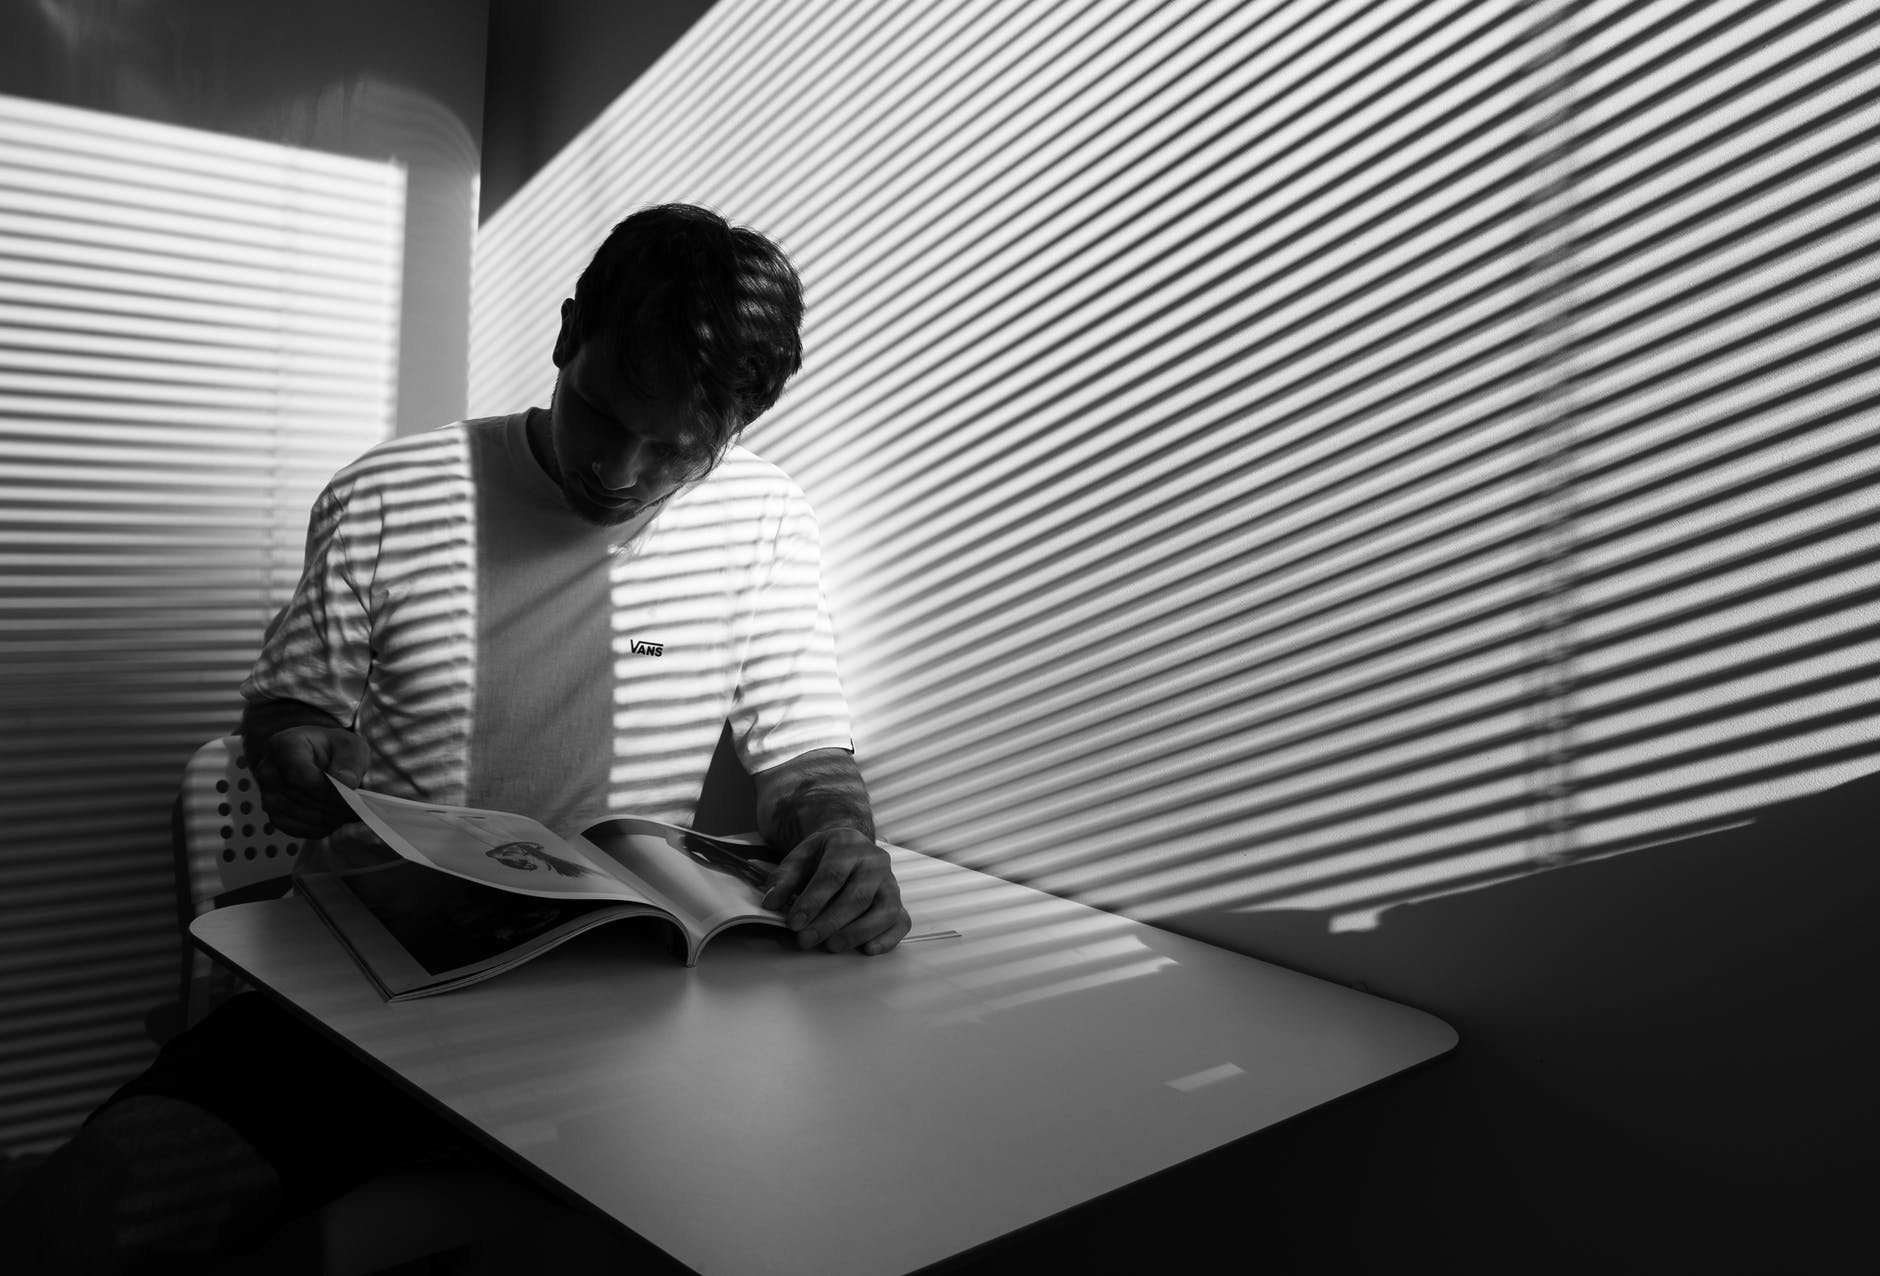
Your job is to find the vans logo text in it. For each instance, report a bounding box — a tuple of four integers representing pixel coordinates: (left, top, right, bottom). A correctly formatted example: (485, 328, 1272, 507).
(629, 639, 665, 657)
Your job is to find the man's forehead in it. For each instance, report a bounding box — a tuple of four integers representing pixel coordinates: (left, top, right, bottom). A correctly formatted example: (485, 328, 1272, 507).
(569, 339, 707, 447)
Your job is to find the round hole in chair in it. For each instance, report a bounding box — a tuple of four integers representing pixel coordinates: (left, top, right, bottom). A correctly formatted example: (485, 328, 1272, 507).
(221, 848, 235, 863)
(237, 778, 251, 791)
(217, 802, 230, 816)
(220, 825, 233, 840)
(239, 800, 252, 813)
(215, 779, 228, 793)
(264, 844, 278, 857)
(241, 824, 254, 837)
(243, 846, 257, 860)
(286, 843, 300, 856)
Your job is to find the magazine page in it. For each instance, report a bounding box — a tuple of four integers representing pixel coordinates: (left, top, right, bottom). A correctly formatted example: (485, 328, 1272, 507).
(328, 778, 669, 906)
(295, 854, 658, 999)
(583, 818, 783, 936)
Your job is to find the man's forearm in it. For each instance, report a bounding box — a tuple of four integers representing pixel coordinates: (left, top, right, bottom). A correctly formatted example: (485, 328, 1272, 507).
(756, 748, 877, 849)
(239, 698, 346, 764)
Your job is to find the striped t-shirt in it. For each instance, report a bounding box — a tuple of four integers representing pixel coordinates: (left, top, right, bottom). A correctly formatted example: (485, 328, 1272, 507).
(240, 410, 854, 835)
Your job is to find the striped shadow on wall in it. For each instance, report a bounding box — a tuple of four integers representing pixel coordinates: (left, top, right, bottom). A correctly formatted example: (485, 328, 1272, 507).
(471, 0, 1880, 935)
(0, 95, 403, 1153)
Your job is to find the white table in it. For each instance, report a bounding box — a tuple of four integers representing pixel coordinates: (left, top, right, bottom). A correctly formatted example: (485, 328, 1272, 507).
(193, 844, 1455, 1275)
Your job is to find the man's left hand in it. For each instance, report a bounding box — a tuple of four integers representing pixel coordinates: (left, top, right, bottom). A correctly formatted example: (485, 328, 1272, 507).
(761, 828, 911, 955)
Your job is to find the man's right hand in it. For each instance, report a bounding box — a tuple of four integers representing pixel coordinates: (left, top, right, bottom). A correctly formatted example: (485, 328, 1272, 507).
(250, 725, 370, 838)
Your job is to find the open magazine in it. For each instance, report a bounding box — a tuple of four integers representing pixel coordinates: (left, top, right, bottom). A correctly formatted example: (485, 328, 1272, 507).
(292, 778, 795, 1000)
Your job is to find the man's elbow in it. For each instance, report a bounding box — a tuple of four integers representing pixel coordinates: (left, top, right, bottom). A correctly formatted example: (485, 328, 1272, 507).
(240, 698, 346, 754)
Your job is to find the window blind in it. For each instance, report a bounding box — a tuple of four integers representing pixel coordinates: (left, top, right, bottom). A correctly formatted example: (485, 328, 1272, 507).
(470, 0, 1878, 936)
(0, 95, 403, 1154)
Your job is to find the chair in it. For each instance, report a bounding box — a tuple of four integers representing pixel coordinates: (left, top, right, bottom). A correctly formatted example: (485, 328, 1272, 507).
(172, 736, 563, 1275)
(170, 735, 302, 1026)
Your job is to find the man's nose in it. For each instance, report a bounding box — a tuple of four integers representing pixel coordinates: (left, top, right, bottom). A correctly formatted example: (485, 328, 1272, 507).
(593, 442, 647, 491)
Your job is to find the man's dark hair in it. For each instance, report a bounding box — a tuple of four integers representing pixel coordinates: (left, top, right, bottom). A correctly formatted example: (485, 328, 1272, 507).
(566, 204, 805, 453)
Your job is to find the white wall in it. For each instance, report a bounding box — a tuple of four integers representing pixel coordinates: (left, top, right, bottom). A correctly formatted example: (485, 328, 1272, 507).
(0, 0, 487, 436)
(0, 0, 488, 1156)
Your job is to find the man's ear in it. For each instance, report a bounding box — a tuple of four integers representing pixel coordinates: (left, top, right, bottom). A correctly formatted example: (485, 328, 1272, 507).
(552, 298, 577, 368)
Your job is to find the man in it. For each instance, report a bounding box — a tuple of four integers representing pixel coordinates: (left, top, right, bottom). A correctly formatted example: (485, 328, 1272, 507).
(1, 204, 908, 1274)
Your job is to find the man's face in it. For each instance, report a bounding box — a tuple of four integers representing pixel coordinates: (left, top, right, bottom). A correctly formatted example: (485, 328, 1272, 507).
(541, 301, 720, 528)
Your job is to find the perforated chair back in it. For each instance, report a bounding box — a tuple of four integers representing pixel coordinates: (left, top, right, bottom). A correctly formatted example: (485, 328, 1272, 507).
(174, 735, 304, 1026)
(179, 735, 304, 899)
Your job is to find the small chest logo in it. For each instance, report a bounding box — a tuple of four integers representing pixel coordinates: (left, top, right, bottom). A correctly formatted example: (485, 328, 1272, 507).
(629, 639, 665, 657)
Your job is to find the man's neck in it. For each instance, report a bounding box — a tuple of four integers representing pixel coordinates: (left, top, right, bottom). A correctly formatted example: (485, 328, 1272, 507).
(523, 406, 558, 482)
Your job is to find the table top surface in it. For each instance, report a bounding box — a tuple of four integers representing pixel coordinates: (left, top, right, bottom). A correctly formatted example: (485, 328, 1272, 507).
(194, 845, 1455, 1276)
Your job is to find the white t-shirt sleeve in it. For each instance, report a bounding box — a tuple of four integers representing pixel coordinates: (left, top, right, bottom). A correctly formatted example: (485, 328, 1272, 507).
(727, 492, 855, 775)
(238, 482, 374, 723)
